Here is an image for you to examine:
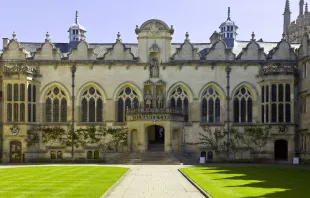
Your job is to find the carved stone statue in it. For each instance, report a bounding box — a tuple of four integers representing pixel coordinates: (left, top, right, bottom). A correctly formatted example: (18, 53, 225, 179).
(145, 90, 152, 108)
(149, 57, 159, 78)
(157, 90, 164, 108)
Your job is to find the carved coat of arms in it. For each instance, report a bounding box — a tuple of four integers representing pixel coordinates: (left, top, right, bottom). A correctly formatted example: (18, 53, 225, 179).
(10, 125, 20, 136)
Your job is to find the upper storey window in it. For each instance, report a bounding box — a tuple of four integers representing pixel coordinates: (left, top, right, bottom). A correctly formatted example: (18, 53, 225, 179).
(81, 87, 103, 123)
(261, 84, 292, 123)
(6, 83, 26, 122)
(201, 86, 221, 123)
(233, 87, 253, 123)
(170, 86, 189, 122)
(117, 87, 139, 122)
(45, 86, 67, 123)
(28, 84, 37, 122)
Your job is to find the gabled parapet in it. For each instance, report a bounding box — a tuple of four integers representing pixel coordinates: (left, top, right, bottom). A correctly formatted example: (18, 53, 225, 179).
(170, 32, 201, 61)
(1, 32, 27, 60)
(205, 39, 235, 60)
(33, 32, 62, 60)
(236, 32, 267, 60)
(67, 32, 97, 60)
(102, 32, 137, 61)
(267, 34, 297, 60)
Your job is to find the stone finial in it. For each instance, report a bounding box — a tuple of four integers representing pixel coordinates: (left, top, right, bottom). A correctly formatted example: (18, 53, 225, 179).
(228, 7, 231, 20)
(306, 2, 309, 14)
(185, 32, 189, 41)
(251, 32, 255, 41)
(116, 32, 121, 42)
(45, 32, 50, 41)
(75, 11, 79, 24)
(12, 32, 16, 40)
(81, 31, 85, 41)
(284, 0, 291, 14)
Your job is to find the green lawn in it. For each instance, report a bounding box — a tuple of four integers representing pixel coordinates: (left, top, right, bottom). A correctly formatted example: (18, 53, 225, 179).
(180, 166, 310, 198)
(0, 166, 129, 198)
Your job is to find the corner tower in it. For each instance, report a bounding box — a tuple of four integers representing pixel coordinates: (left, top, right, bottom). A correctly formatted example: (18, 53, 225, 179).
(219, 7, 238, 48)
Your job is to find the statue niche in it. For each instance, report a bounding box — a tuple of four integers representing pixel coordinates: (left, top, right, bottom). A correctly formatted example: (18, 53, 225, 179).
(149, 57, 159, 78)
(156, 89, 165, 109)
(144, 89, 153, 109)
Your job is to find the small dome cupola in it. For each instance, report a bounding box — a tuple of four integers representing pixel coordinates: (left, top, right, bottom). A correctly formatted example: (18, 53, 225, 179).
(219, 7, 238, 40)
(68, 11, 86, 43)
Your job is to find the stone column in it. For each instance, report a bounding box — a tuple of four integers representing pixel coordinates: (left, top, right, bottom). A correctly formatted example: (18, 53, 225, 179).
(164, 125, 172, 152)
(139, 124, 146, 152)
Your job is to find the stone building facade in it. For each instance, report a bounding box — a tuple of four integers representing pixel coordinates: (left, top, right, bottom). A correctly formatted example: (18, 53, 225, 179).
(0, 2, 309, 163)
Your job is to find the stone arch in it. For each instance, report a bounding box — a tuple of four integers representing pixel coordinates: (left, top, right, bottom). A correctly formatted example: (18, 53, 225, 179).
(231, 81, 258, 101)
(39, 82, 70, 103)
(113, 81, 143, 102)
(166, 81, 194, 102)
(198, 82, 226, 101)
(77, 82, 107, 103)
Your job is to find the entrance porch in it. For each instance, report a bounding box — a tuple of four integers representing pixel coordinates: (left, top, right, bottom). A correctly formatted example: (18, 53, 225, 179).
(126, 108, 184, 153)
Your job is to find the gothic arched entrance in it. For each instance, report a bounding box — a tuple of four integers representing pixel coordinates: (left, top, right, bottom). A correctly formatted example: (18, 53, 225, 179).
(274, 139, 288, 161)
(147, 125, 164, 152)
(10, 141, 22, 163)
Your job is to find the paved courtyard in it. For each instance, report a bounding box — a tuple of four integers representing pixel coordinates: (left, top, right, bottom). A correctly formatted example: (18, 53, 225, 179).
(106, 165, 205, 198)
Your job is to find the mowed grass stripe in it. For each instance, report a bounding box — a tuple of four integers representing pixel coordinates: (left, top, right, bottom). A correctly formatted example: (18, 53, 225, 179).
(15, 167, 97, 198)
(180, 166, 310, 198)
(0, 166, 129, 198)
(0, 166, 82, 193)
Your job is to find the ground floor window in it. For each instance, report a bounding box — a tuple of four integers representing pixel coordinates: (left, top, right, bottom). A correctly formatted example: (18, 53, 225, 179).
(87, 150, 100, 159)
(50, 151, 63, 159)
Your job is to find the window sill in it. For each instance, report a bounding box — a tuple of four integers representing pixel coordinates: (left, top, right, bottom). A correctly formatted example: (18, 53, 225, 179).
(200, 122, 224, 126)
(114, 122, 126, 126)
(231, 123, 256, 127)
(77, 122, 104, 126)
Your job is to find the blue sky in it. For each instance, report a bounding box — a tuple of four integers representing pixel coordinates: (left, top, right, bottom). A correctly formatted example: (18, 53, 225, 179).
(0, 0, 302, 44)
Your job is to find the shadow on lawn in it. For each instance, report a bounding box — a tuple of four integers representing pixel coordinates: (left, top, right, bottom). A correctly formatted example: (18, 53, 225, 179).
(199, 166, 310, 198)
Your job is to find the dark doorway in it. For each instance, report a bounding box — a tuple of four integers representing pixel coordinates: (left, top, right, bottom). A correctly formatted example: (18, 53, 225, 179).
(10, 141, 22, 163)
(148, 125, 164, 151)
(274, 140, 288, 161)
(200, 151, 206, 158)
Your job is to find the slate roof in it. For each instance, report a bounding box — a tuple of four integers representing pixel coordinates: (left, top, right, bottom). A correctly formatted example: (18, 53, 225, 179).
(8, 40, 299, 59)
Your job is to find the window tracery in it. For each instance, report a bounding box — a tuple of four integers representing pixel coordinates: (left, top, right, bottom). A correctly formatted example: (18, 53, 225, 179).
(45, 86, 67, 122)
(117, 86, 139, 122)
(170, 86, 189, 122)
(201, 86, 221, 123)
(233, 86, 253, 123)
(81, 87, 103, 123)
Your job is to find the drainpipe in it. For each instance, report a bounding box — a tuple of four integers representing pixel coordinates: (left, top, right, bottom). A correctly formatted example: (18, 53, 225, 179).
(225, 66, 232, 160)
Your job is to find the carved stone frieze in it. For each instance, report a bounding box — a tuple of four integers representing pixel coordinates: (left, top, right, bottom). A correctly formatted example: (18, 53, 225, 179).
(258, 65, 297, 76)
(4, 64, 40, 76)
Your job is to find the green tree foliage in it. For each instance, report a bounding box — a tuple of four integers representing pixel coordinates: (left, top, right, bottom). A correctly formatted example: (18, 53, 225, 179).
(26, 125, 128, 154)
(240, 125, 272, 159)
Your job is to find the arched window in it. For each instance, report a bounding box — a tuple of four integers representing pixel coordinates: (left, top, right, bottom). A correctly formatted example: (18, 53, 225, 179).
(170, 86, 189, 122)
(201, 86, 221, 123)
(117, 87, 139, 122)
(45, 86, 67, 122)
(233, 86, 253, 123)
(81, 87, 103, 123)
